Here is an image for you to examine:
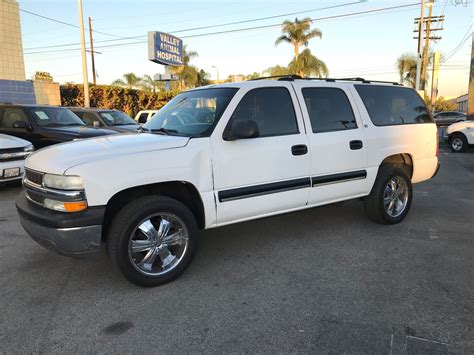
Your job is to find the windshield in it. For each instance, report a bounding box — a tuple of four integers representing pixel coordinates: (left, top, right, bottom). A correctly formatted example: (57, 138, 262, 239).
(28, 107, 85, 127)
(143, 88, 238, 137)
(99, 111, 137, 126)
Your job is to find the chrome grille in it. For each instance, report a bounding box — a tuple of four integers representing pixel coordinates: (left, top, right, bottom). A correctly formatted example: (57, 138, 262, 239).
(25, 169, 44, 186)
(25, 190, 44, 205)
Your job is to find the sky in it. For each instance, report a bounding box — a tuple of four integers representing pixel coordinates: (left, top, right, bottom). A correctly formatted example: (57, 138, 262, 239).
(17, 0, 474, 98)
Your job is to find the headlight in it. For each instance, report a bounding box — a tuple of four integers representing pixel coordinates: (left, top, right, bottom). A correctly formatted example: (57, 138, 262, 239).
(24, 144, 34, 152)
(43, 174, 84, 190)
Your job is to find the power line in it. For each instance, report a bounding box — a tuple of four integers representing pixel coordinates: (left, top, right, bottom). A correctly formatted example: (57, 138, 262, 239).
(24, 2, 423, 55)
(445, 24, 473, 61)
(23, 1, 364, 51)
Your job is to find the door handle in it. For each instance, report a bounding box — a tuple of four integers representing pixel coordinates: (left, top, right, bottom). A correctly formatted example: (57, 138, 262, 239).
(291, 144, 308, 156)
(350, 140, 363, 150)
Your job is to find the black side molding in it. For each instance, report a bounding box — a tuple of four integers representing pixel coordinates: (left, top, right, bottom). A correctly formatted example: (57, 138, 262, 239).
(312, 170, 367, 187)
(218, 177, 311, 202)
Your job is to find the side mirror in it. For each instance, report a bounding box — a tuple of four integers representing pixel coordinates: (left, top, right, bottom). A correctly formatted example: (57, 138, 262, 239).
(223, 120, 259, 141)
(12, 120, 32, 131)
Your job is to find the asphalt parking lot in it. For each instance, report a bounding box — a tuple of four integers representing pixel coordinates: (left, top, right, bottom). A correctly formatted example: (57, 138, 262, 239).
(0, 148, 473, 353)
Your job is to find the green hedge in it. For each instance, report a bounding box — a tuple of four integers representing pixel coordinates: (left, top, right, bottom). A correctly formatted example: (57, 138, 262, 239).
(60, 84, 178, 117)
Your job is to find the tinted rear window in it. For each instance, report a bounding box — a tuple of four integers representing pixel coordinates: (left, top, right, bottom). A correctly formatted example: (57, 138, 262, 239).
(355, 85, 433, 126)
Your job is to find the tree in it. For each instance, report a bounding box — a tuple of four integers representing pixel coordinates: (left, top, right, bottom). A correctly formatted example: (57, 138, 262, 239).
(288, 48, 328, 78)
(263, 65, 290, 76)
(245, 72, 261, 80)
(197, 69, 211, 86)
(275, 17, 322, 59)
(140, 74, 163, 93)
(168, 46, 199, 89)
(396, 53, 417, 88)
(112, 73, 142, 89)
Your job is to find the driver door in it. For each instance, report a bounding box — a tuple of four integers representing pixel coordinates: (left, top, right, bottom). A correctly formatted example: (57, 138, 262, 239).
(210, 82, 311, 224)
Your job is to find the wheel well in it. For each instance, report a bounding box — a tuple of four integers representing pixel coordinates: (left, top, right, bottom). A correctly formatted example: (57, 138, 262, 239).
(380, 153, 413, 178)
(102, 181, 206, 240)
(449, 131, 466, 141)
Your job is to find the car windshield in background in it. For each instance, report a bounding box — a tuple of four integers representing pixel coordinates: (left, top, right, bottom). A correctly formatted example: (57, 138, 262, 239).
(143, 88, 238, 137)
(99, 111, 137, 126)
(28, 107, 85, 127)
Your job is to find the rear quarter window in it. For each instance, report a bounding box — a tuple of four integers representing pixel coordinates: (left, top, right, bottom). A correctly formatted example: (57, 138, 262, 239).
(355, 85, 433, 126)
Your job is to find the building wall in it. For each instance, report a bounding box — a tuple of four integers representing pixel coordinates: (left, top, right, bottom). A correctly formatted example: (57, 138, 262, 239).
(33, 81, 61, 106)
(0, 0, 26, 81)
(456, 94, 468, 113)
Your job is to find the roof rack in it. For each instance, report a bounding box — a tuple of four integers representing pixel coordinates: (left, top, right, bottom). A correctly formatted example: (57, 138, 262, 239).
(248, 75, 400, 85)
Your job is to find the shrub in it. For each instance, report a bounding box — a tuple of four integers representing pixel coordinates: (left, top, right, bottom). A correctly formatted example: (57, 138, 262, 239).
(60, 84, 178, 117)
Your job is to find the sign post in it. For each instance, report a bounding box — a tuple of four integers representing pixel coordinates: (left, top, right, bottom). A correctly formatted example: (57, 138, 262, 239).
(148, 31, 183, 91)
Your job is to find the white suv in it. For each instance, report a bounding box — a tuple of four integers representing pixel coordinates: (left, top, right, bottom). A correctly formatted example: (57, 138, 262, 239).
(446, 120, 474, 152)
(16, 77, 439, 287)
(0, 134, 34, 184)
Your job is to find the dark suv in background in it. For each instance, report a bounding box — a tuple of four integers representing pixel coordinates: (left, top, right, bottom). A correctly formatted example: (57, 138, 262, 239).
(0, 104, 118, 148)
(69, 107, 139, 132)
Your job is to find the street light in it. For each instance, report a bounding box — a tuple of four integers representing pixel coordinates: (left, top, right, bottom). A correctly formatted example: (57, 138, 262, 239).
(211, 65, 219, 83)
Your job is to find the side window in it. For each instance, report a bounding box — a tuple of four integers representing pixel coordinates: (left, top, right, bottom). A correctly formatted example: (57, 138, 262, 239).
(81, 112, 101, 126)
(355, 85, 433, 126)
(1, 108, 29, 128)
(302, 88, 357, 133)
(230, 87, 298, 137)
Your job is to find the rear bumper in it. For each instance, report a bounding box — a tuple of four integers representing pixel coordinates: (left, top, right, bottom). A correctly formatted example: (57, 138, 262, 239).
(431, 162, 441, 178)
(16, 192, 105, 255)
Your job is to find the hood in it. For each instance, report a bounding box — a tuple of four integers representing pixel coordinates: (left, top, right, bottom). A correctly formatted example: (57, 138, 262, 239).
(446, 121, 474, 134)
(0, 134, 31, 149)
(42, 125, 118, 137)
(25, 133, 190, 174)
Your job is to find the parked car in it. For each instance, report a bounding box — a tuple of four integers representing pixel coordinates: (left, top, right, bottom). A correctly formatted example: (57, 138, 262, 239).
(135, 110, 159, 124)
(0, 134, 34, 185)
(0, 104, 118, 148)
(16, 77, 439, 287)
(446, 120, 474, 152)
(69, 107, 139, 132)
(433, 111, 466, 126)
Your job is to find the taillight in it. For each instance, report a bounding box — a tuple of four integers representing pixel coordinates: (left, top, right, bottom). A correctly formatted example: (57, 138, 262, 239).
(436, 128, 439, 157)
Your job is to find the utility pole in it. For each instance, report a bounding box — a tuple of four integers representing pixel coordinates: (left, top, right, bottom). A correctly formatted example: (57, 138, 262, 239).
(415, 0, 425, 91)
(430, 52, 440, 113)
(421, 2, 433, 90)
(468, 34, 474, 121)
(88, 17, 97, 85)
(78, 0, 90, 107)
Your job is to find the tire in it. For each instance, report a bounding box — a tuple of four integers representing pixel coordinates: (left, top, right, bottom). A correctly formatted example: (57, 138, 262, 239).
(107, 195, 199, 287)
(450, 133, 468, 153)
(364, 165, 413, 225)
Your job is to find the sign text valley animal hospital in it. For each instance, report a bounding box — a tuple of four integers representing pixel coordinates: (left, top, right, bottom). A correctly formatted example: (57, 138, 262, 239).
(148, 31, 183, 66)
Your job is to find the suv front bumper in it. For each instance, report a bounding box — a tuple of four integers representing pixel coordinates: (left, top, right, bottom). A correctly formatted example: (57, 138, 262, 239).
(16, 192, 105, 256)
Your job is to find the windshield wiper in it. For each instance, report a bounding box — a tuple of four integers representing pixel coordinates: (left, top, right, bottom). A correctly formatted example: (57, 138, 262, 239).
(150, 127, 179, 135)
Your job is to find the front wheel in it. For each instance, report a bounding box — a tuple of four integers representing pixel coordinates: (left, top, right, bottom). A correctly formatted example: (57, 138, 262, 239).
(364, 165, 413, 224)
(450, 133, 468, 153)
(107, 196, 199, 287)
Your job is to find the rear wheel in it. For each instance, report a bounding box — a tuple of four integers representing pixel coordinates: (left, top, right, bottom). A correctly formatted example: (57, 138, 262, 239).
(107, 195, 199, 287)
(450, 133, 468, 153)
(364, 165, 412, 224)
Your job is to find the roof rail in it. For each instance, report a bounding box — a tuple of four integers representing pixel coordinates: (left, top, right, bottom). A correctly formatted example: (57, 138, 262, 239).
(247, 75, 401, 85)
(248, 74, 302, 81)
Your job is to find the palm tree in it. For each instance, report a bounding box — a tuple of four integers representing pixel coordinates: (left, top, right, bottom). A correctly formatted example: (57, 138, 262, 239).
(396, 53, 417, 88)
(169, 46, 199, 89)
(245, 72, 261, 80)
(112, 73, 142, 89)
(140, 74, 163, 92)
(275, 17, 322, 59)
(288, 48, 328, 78)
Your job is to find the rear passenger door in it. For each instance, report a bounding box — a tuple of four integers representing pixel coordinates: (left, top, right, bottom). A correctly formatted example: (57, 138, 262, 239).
(292, 83, 368, 205)
(0, 107, 34, 143)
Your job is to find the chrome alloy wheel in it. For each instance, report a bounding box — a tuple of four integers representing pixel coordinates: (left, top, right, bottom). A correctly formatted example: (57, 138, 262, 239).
(383, 176, 409, 218)
(451, 138, 463, 151)
(128, 213, 189, 276)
